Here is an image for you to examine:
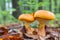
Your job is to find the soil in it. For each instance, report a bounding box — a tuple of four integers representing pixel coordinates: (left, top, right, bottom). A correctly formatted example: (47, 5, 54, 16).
(0, 20, 60, 40)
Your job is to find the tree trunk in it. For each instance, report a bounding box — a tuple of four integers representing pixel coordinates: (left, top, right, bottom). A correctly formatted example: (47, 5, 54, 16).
(54, 0, 57, 13)
(12, 0, 21, 19)
(49, 0, 51, 11)
(38, 0, 43, 10)
(0, 0, 5, 10)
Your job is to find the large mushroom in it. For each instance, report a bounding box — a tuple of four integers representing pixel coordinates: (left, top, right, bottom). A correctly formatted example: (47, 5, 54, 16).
(18, 14, 34, 34)
(34, 10, 55, 37)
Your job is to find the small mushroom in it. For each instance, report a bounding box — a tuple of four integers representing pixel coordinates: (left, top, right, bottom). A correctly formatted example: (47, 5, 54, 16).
(18, 14, 34, 34)
(34, 10, 55, 37)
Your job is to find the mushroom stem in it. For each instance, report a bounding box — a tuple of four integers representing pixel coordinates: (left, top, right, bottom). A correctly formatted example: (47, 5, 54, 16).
(38, 22, 46, 37)
(38, 19, 48, 37)
(23, 21, 34, 34)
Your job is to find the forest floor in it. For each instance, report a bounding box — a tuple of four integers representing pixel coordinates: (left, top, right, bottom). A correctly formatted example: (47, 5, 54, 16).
(0, 20, 60, 40)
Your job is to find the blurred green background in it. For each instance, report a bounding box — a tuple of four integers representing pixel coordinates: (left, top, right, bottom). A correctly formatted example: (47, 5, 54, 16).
(0, 0, 60, 27)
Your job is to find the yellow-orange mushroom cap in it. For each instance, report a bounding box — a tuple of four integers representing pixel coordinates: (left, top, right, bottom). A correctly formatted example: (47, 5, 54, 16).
(18, 14, 34, 22)
(34, 10, 55, 20)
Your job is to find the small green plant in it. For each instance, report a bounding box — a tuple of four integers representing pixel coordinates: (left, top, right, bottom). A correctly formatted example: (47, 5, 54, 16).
(18, 0, 50, 14)
(0, 10, 19, 25)
(18, 0, 39, 13)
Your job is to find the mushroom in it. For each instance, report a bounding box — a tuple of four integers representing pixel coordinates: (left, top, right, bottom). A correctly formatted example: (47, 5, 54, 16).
(18, 14, 34, 34)
(34, 10, 55, 37)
